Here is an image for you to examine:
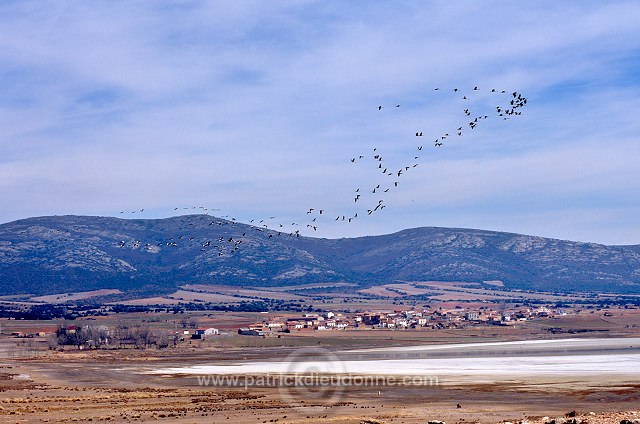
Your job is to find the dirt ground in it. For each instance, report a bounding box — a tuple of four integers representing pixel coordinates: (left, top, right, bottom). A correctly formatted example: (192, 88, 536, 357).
(2, 308, 640, 423)
(2, 342, 640, 424)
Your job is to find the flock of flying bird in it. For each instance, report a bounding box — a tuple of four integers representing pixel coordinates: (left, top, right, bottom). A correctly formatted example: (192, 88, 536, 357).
(115, 86, 528, 256)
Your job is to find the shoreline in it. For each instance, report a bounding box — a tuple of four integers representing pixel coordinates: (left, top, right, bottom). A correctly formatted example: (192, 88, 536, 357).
(4, 336, 640, 423)
(148, 336, 640, 380)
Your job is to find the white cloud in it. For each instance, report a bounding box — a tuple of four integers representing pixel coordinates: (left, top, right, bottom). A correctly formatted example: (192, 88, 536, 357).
(1, 1, 639, 244)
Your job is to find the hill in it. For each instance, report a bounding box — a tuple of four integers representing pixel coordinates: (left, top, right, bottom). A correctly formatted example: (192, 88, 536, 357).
(1, 215, 639, 296)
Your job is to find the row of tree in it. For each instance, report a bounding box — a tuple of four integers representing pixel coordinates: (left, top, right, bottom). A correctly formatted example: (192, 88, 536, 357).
(49, 324, 179, 350)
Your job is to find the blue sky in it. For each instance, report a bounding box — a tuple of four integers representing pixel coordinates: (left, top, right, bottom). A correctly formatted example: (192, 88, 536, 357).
(1, 1, 639, 245)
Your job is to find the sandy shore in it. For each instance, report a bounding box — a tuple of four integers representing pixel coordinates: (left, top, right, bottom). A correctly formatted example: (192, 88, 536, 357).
(149, 337, 640, 384)
(2, 337, 640, 423)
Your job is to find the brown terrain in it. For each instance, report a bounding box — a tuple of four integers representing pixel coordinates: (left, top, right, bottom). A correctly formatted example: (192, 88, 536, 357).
(2, 283, 640, 423)
(1, 309, 640, 423)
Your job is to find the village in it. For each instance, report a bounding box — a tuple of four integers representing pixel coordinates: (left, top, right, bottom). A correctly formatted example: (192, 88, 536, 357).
(236, 304, 572, 336)
(3, 303, 583, 347)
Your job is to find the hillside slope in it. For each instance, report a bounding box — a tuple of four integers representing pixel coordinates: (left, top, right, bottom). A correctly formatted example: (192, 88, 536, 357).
(1, 215, 639, 295)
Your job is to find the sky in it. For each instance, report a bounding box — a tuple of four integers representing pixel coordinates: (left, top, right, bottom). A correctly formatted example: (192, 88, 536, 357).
(1, 1, 639, 245)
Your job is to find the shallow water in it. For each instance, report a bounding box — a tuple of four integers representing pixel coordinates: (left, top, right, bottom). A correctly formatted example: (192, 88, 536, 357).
(149, 337, 640, 379)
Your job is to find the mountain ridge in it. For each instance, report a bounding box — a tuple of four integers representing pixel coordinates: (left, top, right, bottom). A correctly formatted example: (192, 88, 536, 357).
(1, 215, 639, 296)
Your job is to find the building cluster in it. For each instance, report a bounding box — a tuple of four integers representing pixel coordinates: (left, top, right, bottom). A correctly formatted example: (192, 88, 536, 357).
(4, 305, 573, 342)
(239, 305, 569, 335)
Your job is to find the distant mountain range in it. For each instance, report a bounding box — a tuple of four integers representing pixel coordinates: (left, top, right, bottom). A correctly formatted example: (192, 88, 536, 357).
(1, 215, 639, 297)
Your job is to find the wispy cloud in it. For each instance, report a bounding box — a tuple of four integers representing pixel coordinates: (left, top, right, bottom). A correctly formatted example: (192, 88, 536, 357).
(1, 1, 639, 244)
